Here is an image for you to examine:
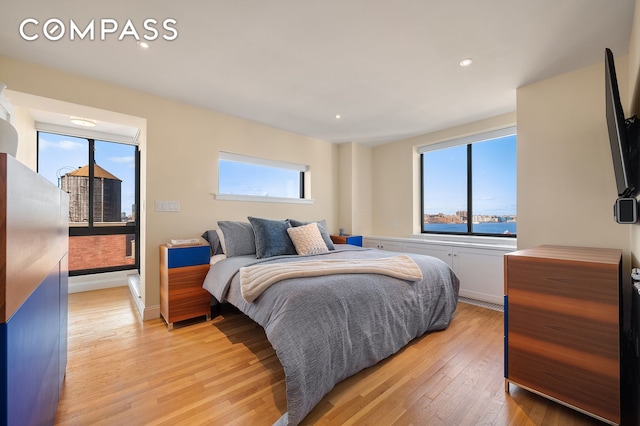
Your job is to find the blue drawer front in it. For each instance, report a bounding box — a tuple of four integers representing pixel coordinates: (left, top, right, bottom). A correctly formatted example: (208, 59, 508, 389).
(2, 265, 62, 426)
(346, 235, 362, 246)
(168, 245, 210, 268)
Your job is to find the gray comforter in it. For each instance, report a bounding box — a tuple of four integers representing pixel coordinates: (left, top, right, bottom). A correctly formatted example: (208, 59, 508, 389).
(202, 245, 459, 425)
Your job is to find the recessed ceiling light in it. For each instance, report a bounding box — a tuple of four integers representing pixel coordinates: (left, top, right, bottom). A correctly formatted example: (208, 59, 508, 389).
(70, 117, 96, 127)
(459, 58, 473, 67)
(335, 114, 341, 119)
(138, 41, 150, 49)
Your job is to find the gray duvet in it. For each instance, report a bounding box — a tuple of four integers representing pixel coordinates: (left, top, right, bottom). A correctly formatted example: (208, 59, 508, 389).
(202, 245, 459, 425)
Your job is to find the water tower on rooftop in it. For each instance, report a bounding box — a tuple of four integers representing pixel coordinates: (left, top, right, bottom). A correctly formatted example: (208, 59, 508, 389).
(61, 163, 122, 223)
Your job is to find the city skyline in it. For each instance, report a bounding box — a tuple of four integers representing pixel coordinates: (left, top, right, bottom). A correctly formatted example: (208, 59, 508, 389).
(424, 211, 517, 224)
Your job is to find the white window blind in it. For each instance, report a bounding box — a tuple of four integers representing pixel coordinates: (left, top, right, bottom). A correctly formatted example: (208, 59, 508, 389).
(417, 126, 516, 154)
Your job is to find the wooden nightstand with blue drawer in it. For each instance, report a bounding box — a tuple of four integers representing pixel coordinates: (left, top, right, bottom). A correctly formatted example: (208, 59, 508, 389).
(330, 235, 363, 246)
(160, 244, 211, 330)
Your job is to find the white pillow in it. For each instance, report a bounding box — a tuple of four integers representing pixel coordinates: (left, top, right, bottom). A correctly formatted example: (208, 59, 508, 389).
(286, 222, 329, 256)
(216, 228, 227, 254)
(210, 254, 227, 266)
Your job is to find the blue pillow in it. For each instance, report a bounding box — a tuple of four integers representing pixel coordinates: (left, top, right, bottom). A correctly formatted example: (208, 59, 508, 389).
(201, 229, 224, 255)
(217, 221, 256, 257)
(248, 217, 297, 258)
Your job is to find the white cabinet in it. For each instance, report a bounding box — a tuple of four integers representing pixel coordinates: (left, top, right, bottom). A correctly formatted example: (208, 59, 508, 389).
(403, 243, 452, 264)
(403, 242, 509, 305)
(362, 237, 404, 252)
(452, 246, 506, 305)
(363, 236, 512, 305)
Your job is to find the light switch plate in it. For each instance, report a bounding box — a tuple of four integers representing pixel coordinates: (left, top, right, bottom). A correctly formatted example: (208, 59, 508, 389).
(155, 200, 180, 212)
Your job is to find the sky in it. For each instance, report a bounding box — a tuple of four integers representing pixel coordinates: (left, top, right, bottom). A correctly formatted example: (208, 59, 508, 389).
(423, 135, 517, 216)
(38, 132, 136, 216)
(218, 159, 301, 198)
(37, 131, 514, 218)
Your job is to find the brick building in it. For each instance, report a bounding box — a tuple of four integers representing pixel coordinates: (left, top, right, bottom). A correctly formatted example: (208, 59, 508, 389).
(61, 164, 135, 271)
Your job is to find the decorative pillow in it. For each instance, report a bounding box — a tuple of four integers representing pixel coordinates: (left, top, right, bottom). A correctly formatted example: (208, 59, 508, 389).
(217, 221, 256, 257)
(248, 216, 297, 259)
(201, 230, 224, 255)
(288, 219, 335, 250)
(287, 222, 329, 256)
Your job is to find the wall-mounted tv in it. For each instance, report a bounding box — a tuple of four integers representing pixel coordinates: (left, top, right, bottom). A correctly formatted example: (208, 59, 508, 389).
(605, 47, 640, 198)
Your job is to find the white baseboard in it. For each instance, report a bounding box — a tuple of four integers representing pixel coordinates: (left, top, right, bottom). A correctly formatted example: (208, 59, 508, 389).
(143, 305, 161, 321)
(458, 289, 503, 306)
(126, 273, 160, 321)
(69, 270, 130, 293)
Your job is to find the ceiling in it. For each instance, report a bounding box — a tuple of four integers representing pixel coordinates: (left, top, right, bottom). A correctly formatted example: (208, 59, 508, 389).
(0, 0, 636, 146)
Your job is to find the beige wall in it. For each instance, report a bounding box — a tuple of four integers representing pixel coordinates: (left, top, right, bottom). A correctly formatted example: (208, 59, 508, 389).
(351, 142, 373, 236)
(337, 143, 353, 234)
(370, 112, 516, 237)
(516, 60, 629, 253)
(0, 55, 338, 314)
(337, 142, 373, 236)
(12, 106, 36, 162)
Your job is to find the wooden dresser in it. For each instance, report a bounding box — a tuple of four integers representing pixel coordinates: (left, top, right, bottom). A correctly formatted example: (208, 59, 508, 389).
(504, 245, 622, 425)
(160, 244, 211, 330)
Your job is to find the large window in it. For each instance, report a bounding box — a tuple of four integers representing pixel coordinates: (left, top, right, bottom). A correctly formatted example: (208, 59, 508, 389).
(217, 152, 308, 202)
(38, 131, 140, 275)
(421, 128, 516, 236)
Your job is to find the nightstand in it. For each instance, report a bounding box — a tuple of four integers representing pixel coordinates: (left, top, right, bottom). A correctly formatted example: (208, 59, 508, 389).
(160, 244, 211, 330)
(330, 235, 363, 246)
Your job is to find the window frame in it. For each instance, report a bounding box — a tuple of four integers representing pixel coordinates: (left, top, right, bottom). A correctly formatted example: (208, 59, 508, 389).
(419, 127, 517, 238)
(37, 130, 140, 276)
(215, 151, 312, 204)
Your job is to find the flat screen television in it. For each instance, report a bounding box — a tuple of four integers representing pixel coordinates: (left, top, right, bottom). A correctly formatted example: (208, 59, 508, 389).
(605, 47, 640, 198)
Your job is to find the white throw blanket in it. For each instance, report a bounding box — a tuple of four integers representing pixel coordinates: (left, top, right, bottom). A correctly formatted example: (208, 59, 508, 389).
(240, 255, 424, 303)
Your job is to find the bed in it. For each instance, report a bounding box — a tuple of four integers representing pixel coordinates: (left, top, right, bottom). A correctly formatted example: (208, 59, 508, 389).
(201, 218, 460, 425)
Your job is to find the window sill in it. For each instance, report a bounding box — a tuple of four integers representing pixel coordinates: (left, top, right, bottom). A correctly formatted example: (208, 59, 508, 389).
(410, 233, 517, 250)
(214, 193, 314, 205)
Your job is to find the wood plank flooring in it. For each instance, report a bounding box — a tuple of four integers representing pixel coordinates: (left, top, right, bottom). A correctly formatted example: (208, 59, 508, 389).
(55, 287, 605, 425)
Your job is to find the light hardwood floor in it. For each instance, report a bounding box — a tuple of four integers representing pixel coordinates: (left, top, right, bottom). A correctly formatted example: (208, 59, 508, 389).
(55, 286, 605, 425)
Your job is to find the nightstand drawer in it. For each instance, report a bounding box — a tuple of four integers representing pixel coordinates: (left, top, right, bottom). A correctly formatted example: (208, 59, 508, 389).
(166, 264, 210, 295)
(166, 245, 210, 268)
(330, 235, 362, 246)
(164, 291, 210, 323)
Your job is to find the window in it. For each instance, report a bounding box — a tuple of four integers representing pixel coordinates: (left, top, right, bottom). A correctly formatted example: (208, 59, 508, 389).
(38, 131, 140, 275)
(216, 152, 309, 203)
(420, 128, 516, 236)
